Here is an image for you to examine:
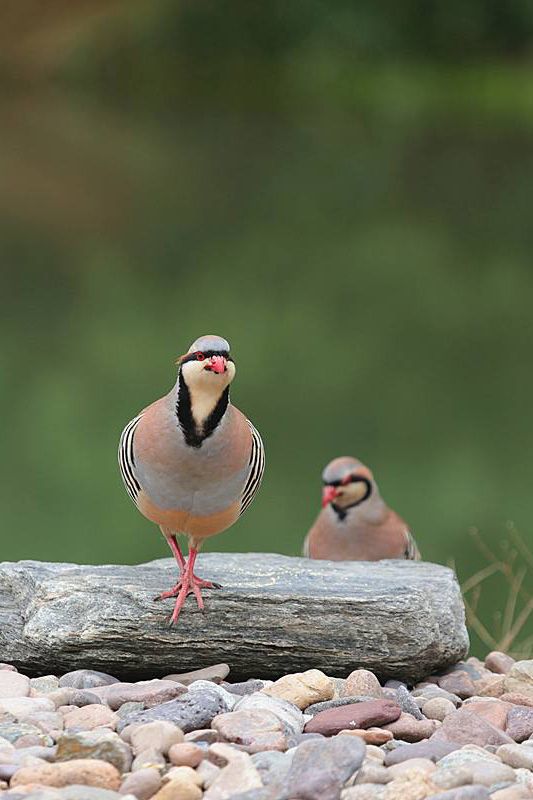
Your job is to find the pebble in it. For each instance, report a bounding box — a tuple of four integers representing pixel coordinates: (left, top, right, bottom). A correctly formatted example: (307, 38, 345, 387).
(119, 684, 233, 734)
(491, 788, 533, 800)
(486, 653, 516, 675)
(262, 669, 334, 710)
(430, 788, 491, 800)
(353, 761, 391, 784)
(236, 692, 305, 736)
(63, 704, 119, 731)
(437, 673, 476, 700)
(196, 759, 220, 789)
(59, 670, 120, 689)
(221, 680, 265, 696)
(119, 767, 162, 799)
(384, 712, 438, 742)
(432, 765, 473, 790)
(305, 700, 401, 736)
(473, 675, 506, 697)
(393, 685, 424, 720)
(30, 676, 61, 695)
(129, 721, 184, 756)
(0, 721, 51, 745)
(506, 705, 533, 742)
(55, 729, 132, 773)
(164, 765, 202, 785)
(431, 708, 514, 747)
(0, 673, 30, 699)
(0, 696, 55, 717)
(250, 749, 293, 786)
(385, 740, 461, 766)
(164, 664, 230, 686)
(168, 742, 204, 767)
(203, 750, 262, 799)
(501, 693, 533, 708)
(92, 680, 188, 711)
(412, 686, 462, 706)
(463, 699, 511, 729)
(498, 743, 533, 770)
(339, 727, 393, 745)
(131, 747, 167, 772)
(212, 708, 287, 752)
(306, 696, 377, 715)
(388, 757, 436, 777)
(504, 661, 533, 700)
(423, 698, 457, 721)
(343, 670, 383, 699)
(151, 777, 202, 800)
(284, 735, 365, 800)
(10, 757, 122, 789)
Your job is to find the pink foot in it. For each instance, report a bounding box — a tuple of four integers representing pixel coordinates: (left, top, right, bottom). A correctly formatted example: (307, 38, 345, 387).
(154, 574, 222, 602)
(153, 542, 221, 624)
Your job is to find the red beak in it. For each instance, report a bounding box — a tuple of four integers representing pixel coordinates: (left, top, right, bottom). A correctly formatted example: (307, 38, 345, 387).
(322, 485, 339, 508)
(208, 355, 226, 374)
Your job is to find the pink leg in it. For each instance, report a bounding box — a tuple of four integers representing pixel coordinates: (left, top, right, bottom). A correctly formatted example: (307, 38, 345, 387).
(154, 533, 187, 601)
(169, 547, 221, 625)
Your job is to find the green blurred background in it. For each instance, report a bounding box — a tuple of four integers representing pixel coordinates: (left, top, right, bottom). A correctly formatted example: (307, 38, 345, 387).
(1, 0, 532, 656)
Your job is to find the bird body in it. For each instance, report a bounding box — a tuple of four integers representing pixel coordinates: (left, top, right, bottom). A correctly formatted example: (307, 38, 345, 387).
(304, 456, 420, 562)
(118, 334, 265, 621)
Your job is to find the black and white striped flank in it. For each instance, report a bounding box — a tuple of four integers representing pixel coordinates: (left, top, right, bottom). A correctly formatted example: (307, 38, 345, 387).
(118, 414, 143, 504)
(240, 421, 265, 515)
(404, 530, 421, 560)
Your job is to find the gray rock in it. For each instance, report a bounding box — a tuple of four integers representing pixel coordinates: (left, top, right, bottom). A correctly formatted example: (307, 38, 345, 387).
(58, 670, 119, 689)
(251, 750, 293, 786)
(117, 683, 232, 733)
(236, 692, 305, 737)
(284, 736, 365, 800)
(393, 685, 425, 720)
(0, 721, 47, 744)
(0, 556, 468, 681)
(430, 787, 490, 800)
(55, 729, 132, 773)
(384, 740, 461, 765)
(221, 680, 265, 696)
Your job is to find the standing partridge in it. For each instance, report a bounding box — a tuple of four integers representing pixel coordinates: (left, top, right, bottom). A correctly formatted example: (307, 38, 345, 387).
(303, 456, 420, 561)
(118, 334, 265, 623)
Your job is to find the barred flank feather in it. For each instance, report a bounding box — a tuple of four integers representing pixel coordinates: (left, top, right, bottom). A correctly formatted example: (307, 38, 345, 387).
(240, 421, 265, 515)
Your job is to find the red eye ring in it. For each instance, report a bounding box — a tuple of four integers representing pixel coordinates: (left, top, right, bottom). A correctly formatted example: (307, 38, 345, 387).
(196, 352, 206, 361)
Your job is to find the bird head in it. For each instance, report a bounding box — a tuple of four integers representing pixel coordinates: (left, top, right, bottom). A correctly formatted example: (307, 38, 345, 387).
(177, 334, 236, 391)
(321, 456, 374, 510)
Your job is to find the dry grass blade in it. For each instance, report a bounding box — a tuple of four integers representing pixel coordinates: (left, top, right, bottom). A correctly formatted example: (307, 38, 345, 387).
(460, 527, 533, 658)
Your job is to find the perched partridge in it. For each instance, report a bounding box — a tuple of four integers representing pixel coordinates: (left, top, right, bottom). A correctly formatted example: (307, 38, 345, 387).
(118, 334, 265, 623)
(303, 456, 420, 561)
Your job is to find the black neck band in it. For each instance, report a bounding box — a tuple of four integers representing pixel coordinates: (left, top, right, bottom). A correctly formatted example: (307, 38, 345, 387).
(176, 372, 229, 448)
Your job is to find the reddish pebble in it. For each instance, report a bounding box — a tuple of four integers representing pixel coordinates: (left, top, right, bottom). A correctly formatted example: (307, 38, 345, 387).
(168, 742, 204, 768)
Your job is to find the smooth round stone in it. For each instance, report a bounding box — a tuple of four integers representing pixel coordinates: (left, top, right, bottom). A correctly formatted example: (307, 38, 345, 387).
(63, 704, 118, 731)
(393, 685, 424, 720)
(498, 743, 533, 770)
(129, 721, 184, 756)
(343, 670, 383, 699)
(168, 742, 204, 768)
(338, 727, 393, 745)
(119, 767, 161, 800)
(10, 758, 122, 789)
(353, 761, 391, 785)
(486, 653, 516, 675)
(221, 680, 265, 696)
(388, 758, 436, 777)
(432, 766, 474, 790)
(467, 760, 516, 787)
(423, 698, 457, 721)
(29, 676, 60, 695)
(0, 673, 30, 700)
(150, 776, 202, 800)
(59, 670, 120, 690)
(262, 669, 334, 710)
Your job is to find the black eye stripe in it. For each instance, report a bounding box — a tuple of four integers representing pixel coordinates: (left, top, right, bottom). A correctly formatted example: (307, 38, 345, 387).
(180, 351, 233, 365)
